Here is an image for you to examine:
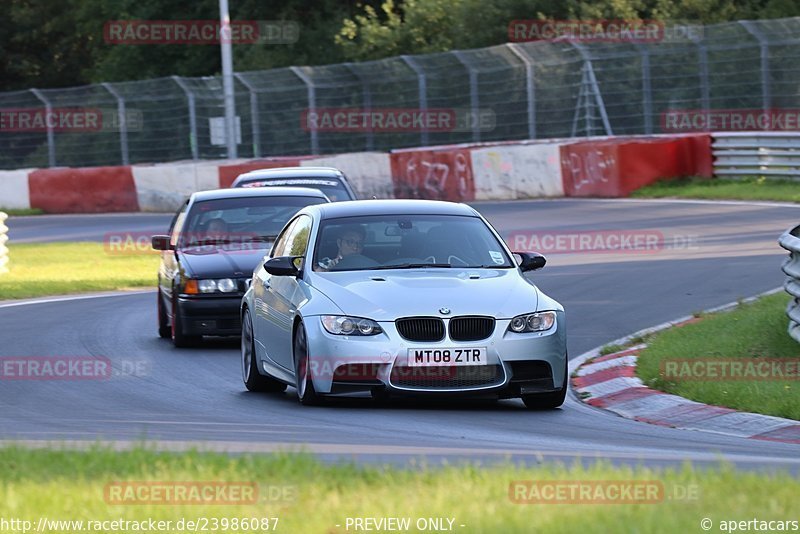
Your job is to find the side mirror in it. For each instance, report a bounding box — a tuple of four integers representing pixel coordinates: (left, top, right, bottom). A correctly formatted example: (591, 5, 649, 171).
(264, 256, 302, 277)
(514, 251, 546, 272)
(151, 235, 172, 251)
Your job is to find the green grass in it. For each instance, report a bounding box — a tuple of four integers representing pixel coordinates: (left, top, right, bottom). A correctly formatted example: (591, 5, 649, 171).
(0, 207, 45, 216)
(0, 447, 797, 533)
(631, 176, 800, 202)
(636, 292, 800, 420)
(0, 242, 159, 300)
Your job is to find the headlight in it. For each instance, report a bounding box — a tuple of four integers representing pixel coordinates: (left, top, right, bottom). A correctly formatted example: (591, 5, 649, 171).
(191, 278, 239, 294)
(321, 315, 383, 336)
(508, 311, 556, 333)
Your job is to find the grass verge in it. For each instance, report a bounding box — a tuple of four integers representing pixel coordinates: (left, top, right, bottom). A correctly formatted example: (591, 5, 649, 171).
(1, 207, 45, 216)
(636, 292, 800, 420)
(0, 446, 797, 532)
(0, 242, 158, 300)
(631, 176, 800, 202)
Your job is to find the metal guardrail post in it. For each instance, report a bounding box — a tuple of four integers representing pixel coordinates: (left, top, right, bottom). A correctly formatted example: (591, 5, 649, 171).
(30, 89, 56, 167)
(234, 74, 262, 158)
(172, 76, 199, 161)
(290, 66, 319, 155)
(779, 224, 800, 343)
(400, 55, 429, 147)
(102, 82, 130, 165)
(0, 212, 8, 275)
(452, 51, 481, 143)
(506, 43, 536, 140)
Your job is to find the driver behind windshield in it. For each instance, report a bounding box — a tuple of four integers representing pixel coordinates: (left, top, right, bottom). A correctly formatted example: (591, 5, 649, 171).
(316, 225, 366, 271)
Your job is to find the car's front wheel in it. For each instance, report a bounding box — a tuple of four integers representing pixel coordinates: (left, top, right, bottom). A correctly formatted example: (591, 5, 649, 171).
(157, 290, 170, 339)
(521, 357, 568, 410)
(242, 308, 286, 393)
(293, 321, 324, 406)
(171, 296, 201, 348)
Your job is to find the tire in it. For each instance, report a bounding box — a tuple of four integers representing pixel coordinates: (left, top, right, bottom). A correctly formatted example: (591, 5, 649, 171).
(242, 308, 286, 393)
(521, 356, 568, 410)
(293, 322, 324, 406)
(157, 290, 171, 339)
(171, 297, 201, 348)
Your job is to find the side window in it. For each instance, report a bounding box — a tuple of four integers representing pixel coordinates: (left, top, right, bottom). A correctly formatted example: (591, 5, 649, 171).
(270, 217, 300, 258)
(170, 201, 189, 247)
(285, 215, 312, 257)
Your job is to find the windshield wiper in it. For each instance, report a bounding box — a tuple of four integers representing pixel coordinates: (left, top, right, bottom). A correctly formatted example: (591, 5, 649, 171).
(372, 263, 452, 270)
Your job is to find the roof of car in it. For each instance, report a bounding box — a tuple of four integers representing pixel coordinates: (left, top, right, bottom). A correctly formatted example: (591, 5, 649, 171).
(190, 186, 329, 203)
(301, 199, 479, 219)
(233, 167, 346, 183)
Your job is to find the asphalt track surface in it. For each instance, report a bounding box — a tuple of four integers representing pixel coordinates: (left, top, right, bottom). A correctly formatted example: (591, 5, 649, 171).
(2, 199, 799, 470)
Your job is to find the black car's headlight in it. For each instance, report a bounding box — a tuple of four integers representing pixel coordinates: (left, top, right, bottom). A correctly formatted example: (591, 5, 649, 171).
(508, 311, 556, 333)
(184, 278, 238, 294)
(321, 315, 383, 336)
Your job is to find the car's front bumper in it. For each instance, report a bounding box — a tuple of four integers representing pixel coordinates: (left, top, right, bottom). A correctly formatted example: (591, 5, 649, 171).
(302, 311, 567, 397)
(177, 295, 243, 336)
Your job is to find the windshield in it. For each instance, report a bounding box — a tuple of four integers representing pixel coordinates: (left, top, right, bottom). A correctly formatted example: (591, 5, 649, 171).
(180, 196, 325, 249)
(312, 215, 514, 272)
(237, 177, 352, 202)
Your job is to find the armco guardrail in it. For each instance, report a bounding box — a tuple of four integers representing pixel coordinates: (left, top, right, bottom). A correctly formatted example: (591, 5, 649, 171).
(779, 224, 800, 343)
(0, 212, 8, 274)
(713, 132, 800, 178)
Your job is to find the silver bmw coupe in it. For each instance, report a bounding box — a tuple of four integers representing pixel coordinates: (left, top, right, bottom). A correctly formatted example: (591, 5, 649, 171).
(240, 199, 567, 409)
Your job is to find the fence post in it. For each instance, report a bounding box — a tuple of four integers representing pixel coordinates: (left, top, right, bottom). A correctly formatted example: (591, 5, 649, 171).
(400, 55, 429, 147)
(290, 66, 318, 155)
(691, 34, 711, 113)
(102, 82, 130, 165)
(344, 63, 374, 151)
(172, 76, 199, 161)
(0, 212, 8, 275)
(506, 43, 536, 139)
(740, 21, 772, 115)
(637, 45, 653, 135)
(453, 50, 481, 143)
(29, 89, 56, 167)
(570, 43, 613, 136)
(234, 73, 262, 158)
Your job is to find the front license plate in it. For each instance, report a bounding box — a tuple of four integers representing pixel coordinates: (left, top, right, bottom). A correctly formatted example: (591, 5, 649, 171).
(407, 347, 488, 367)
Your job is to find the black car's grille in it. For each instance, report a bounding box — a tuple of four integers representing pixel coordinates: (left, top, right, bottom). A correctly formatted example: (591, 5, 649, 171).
(448, 316, 495, 341)
(396, 317, 445, 342)
(389, 364, 504, 389)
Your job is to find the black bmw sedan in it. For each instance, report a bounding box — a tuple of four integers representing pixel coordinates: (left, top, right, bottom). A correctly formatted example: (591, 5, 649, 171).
(151, 187, 329, 347)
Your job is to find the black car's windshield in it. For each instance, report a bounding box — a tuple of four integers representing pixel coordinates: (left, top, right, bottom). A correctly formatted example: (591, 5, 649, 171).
(238, 178, 351, 202)
(312, 215, 514, 272)
(180, 196, 325, 249)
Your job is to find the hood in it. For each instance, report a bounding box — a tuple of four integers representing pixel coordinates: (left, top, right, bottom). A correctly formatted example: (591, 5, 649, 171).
(309, 268, 539, 321)
(179, 245, 269, 278)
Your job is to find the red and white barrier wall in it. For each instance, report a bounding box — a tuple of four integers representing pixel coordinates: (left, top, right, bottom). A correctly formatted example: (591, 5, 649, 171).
(0, 135, 711, 213)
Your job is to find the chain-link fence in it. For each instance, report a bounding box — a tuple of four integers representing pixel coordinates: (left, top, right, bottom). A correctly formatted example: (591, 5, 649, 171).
(2, 17, 800, 169)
